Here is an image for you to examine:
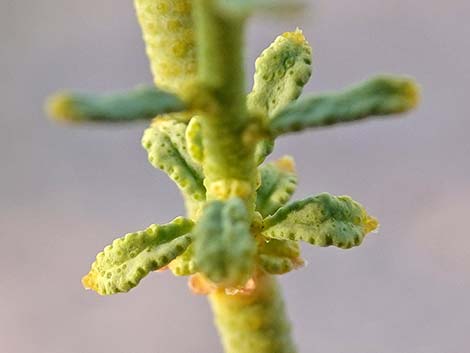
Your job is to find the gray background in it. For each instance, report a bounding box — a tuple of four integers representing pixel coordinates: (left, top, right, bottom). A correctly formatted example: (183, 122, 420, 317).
(1, 1, 469, 352)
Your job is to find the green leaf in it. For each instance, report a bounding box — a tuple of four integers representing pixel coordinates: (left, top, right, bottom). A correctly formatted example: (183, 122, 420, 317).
(248, 29, 312, 164)
(82, 217, 194, 295)
(258, 239, 303, 275)
(262, 193, 379, 249)
(194, 198, 256, 287)
(270, 75, 420, 136)
(254, 139, 274, 166)
(134, 0, 197, 100)
(185, 116, 204, 164)
(256, 156, 297, 217)
(168, 244, 197, 276)
(46, 86, 186, 123)
(248, 29, 312, 118)
(142, 118, 206, 212)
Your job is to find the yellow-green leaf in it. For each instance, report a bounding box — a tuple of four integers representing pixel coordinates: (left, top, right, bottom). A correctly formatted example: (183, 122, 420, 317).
(262, 193, 378, 249)
(47, 86, 185, 123)
(82, 217, 194, 295)
(249, 29, 312, 164)
(142, 118, 206, 214)
(270, 75, 420, 137)
(258, 239, 303, 275)
(248, 29, 312, 118)
(256, 156, 297, 217)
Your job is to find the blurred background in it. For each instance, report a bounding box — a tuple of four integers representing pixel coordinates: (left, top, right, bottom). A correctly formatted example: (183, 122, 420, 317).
(1, 1, 469, 352)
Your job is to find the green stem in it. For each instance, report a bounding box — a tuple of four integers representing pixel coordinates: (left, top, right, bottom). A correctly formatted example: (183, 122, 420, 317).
(193, 4, 297, 352)
(193, 0, 257, 210)
(209, 273, 297, 353)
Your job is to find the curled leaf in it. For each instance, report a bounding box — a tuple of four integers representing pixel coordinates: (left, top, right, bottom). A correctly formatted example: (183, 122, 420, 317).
(256, 156, 297, 217)
(185, 116, 204, 164)
(169, 244, 197, 276)
(248, 29, 312, 118)
(194, 198, 256, 287)
(258, 239, 304, 275)
(248, 29, 312, 164)
(142, 118, 206, 213)
(82, 217, 194, 295)
(262, 193, 378, 249)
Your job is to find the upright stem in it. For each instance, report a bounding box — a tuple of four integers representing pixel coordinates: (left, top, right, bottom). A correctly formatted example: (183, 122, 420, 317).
(193, 2, 297, 353)
(193, 0, 257, 211)
(209, 273, 297, 353)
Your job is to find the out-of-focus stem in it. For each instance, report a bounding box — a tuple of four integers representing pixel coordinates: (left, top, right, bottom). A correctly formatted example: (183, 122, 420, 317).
(209, 273, 297, 353)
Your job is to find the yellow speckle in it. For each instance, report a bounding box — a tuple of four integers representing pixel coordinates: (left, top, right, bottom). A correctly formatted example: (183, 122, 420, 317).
(81, 270, 97, 291)
(274, 156, 296, 173)
(167, 19, 181, 31)
(404, 80, 421, 110)
(45, 92, 81, 122)
(282, 28, 307, 45)
(209, 179, 252, 199)
(365, 215, 379, 234)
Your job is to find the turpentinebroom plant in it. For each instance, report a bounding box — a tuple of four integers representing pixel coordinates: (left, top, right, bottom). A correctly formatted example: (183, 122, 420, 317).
(46, 1, 420, 352)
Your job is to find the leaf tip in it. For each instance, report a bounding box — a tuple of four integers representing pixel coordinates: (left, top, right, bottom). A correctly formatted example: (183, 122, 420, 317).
(81, 270, 98, 293)
(282, 28, 307, 45)
(273, 155, 296, 174)
(365, 215, 380, 235)
(45, 92, 82, 123)
(402, 79, 421, 111)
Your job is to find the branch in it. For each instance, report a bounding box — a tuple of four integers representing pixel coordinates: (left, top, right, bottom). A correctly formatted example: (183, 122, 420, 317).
(269, 75, 420, 136)
(46, 86, 186, 123)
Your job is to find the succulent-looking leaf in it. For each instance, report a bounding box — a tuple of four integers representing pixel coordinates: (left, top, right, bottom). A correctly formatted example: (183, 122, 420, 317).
(254, 139, 274, 166)
(270, 75, 420, 136)
(248, 29, 312, 164)
(46, 86, 186, 123)
(142, 118, 206, 211)
(169, 244, 197, 276)
(82, 217, 194, 295)
(134, 0, 197, 99)
(248, 29, 312, 118)
(256, 156, 297, 217)
(262, 193, 379, 249)
(185, 116, 204, 164)
(258, 239, 303, 275)
(194, 198, 256, 287)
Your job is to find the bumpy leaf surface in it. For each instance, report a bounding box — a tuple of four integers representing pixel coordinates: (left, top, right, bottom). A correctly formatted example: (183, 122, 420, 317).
(258, 239, 303, 275)
(134, 0, 197, 99)
(82, 217, 194, 295)
(256, 156, 297, 217)
(142, 118, 206, 209)
(270, 75, 419, 136)
(194, 198, 256, 287)
(248, 29, 312, 118)
(249, 29, 312, 164)
(262, 193, 378, 249)
(185, 116, 204, 164)
(169, 244, 197, 276)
